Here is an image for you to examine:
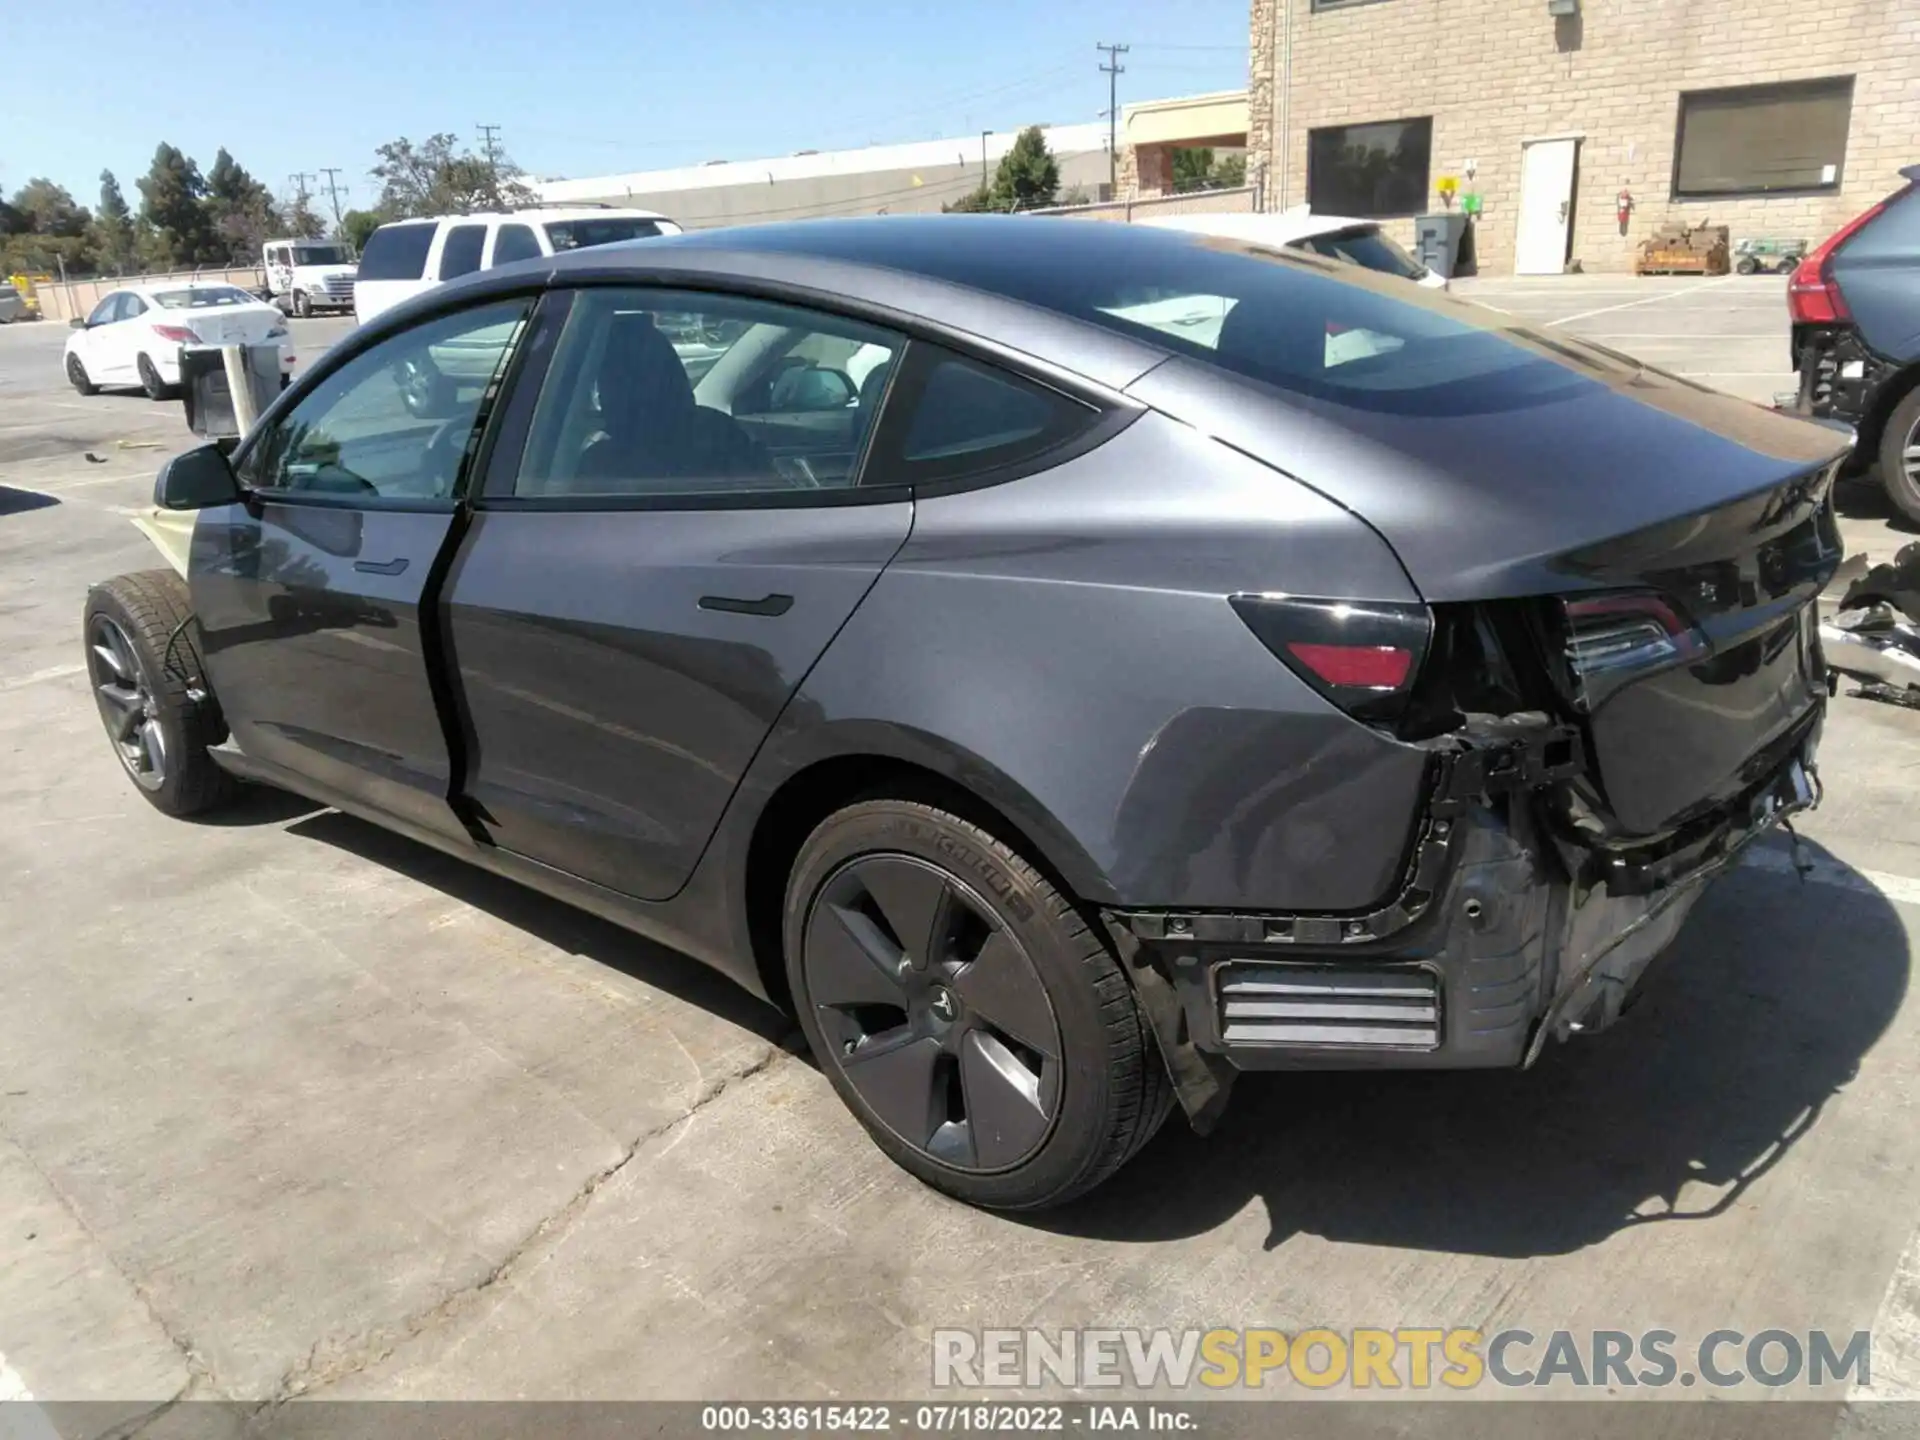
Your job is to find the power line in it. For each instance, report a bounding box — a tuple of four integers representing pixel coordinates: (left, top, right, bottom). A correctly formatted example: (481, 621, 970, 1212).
(1097, 42, 1129, 194)
(287, 172, 316, 223)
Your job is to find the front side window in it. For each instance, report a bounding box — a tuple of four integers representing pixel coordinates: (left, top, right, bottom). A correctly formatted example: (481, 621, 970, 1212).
(357, 222, 435, 281)
(1673, 77, 1854, 198)
(491, 224, 542, 267)
(87, 294, 122, 326)
(438, 225, 487, 280)
(512, 288, 899, 499)
(244, 299, 530, 501)
(1306, 117, 1433, 218)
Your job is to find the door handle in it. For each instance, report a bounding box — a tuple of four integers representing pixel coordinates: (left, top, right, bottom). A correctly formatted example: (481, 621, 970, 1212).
(353, 557, 409, 576)
(699, 593, 793, 617)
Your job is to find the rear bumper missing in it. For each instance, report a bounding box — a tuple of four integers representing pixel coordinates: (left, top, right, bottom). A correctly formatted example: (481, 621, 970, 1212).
(1109, 731, 1820, 1110)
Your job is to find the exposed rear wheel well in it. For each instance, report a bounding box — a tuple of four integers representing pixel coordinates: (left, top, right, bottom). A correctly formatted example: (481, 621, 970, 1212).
(743, 756, 1082, 1014)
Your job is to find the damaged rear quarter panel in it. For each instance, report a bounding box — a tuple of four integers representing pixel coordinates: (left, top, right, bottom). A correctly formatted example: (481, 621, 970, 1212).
(764, 411, 1435, 912)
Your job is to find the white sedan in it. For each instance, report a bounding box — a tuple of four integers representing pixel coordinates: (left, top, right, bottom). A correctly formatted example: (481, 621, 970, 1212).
(64, 283, 294, 400)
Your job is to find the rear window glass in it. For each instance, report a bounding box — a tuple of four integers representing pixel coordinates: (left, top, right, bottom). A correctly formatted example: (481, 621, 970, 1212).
(1293, 225, 1428, 282)
(544, 218, 663, 252)
(741, 224, 1591, 417)
(357, 223, 435, 281)
(152, 286, 255, 309)
(438, 225, 487, 279)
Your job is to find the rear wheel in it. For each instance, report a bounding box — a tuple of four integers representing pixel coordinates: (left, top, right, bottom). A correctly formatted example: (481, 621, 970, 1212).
(1880, 388, 1920, 526)
(784, 799, 1172, 1209)
(83, 571, 235, 817)
(137, 354, 173, 401)
(66, 353, 97, 396)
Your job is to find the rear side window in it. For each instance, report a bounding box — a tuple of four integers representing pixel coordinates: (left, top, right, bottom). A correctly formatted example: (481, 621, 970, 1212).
(438, 224, 487, 279)
(357, 223, 435, 281)
(881, 348, 1098, 484)
(491, 224, 543, 267)
(1294, 226, 1428, 282)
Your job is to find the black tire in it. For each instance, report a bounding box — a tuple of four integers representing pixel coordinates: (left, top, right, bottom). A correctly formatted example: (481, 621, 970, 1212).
(137, 353, 173, 401)
(82, 570, 236, 817)
(1736, 255, 1759, 275)
(66, 352, 98, 396)
(784, 799, 1174, 1210)
(1880, 388, 1920, 526)
(292, 290, 312, 319)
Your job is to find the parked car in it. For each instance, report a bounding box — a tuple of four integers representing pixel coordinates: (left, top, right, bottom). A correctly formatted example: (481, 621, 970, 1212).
(263, 237, 357, 317)
(87, 217, 1842, 1209)
(0, 281, 27, 324)
(1790, 163, 1920, 519)
(1143, 205, 1447, 289)
(63, 283, 293, 400)
(353, 206, 681, 326)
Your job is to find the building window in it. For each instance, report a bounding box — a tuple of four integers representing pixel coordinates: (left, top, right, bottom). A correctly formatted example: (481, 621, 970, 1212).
(1306, 118, 1433, 219)
(1672, 77, 1854, 198)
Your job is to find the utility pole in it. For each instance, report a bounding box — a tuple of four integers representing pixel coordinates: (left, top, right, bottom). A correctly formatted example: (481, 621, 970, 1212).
(318, 167, 345, 228)
(476, 123, 503, 200)
(288, 172, 316, 232)
(981, 130, 992, 195)
(1097, 42, 1128, 195)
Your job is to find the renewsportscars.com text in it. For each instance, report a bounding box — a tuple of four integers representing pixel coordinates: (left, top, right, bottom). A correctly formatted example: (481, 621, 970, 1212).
(932, 1327, 1873, 1392)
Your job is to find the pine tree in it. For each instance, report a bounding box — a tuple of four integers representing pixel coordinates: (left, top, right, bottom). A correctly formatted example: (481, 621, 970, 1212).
(137, 143, 219, 269)
(988, 126, 1060, 213)
(93, 170, 136, 274)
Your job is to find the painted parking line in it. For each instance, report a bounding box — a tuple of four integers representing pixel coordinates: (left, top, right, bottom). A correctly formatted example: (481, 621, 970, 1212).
(1741, 841, 1920, 907)
(0, 663, 85, 692)
(1545, 275, 1743, 327)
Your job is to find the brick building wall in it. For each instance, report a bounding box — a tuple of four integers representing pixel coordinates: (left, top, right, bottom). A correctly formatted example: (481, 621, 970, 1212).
(1246, 0, 1920, 274)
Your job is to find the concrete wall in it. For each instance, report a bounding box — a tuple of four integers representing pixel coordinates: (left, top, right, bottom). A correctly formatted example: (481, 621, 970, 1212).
(30, 267, 265, 324)
(1247, 0, 1920, 274)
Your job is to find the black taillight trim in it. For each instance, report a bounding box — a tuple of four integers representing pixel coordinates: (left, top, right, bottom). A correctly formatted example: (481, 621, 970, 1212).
(1230, 594, 1433, 724)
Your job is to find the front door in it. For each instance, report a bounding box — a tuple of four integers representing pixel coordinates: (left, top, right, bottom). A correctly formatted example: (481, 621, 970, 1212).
(1515, 138, 1580, 276)
(444, 286, 911, 900)
(190, 296, 533, 838)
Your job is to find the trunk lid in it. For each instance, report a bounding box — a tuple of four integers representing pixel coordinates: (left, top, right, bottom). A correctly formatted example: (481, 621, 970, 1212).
(1128, 338, 1848, 836)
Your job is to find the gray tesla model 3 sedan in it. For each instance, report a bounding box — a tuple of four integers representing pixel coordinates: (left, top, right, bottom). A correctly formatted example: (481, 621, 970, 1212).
(86, 216, 1847, 1208)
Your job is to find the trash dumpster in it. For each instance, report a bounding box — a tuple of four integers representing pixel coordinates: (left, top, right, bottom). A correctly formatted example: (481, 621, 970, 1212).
(180, 343, 283, 439)
(1414, 212, 1470, 281)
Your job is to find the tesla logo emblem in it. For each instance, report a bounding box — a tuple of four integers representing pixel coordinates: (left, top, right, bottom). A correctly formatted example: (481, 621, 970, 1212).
(929, 989, 957, 1022)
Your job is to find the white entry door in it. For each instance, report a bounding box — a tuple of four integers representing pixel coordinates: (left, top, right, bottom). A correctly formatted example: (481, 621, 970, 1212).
(1514, 138, 1580, 275)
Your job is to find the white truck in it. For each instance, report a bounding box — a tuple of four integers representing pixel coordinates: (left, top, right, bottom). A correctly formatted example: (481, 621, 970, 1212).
(261, 238, 358, 318)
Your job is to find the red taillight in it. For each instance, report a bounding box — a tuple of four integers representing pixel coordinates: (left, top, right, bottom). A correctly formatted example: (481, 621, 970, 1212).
(1230, 595, 1431, 724)
(1562, 591, 1705, 711)
(1286, 641, 1414, 689)
(1788, 201, 1885, 326)
(152, 324, 199, 343)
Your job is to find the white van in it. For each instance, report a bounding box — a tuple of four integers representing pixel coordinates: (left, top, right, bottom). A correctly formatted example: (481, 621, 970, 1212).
(352, 207, 681, 326)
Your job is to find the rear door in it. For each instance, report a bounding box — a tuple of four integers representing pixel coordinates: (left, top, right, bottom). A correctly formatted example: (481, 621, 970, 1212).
(443, 286, 911, 900)
(190, 296, 533, 838)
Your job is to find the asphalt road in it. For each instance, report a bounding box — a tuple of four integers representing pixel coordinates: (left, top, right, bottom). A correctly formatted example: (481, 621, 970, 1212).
(3, 281, 1920, 1430)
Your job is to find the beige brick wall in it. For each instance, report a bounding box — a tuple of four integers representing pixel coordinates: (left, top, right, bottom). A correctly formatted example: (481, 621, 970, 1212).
(1247, 0, 1920, 274)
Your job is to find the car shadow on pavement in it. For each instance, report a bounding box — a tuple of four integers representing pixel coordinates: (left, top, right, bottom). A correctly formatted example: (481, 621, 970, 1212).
(0, 484, 60, 515)
(284, 807, 795, 1046)
(1835, 474, 1917, 533)
(1031, 838, 1909, 1256)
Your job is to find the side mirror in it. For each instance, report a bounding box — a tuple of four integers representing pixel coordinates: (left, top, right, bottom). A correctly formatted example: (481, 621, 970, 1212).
(69, 317, 86, 330)
(154, 443, 243, 510)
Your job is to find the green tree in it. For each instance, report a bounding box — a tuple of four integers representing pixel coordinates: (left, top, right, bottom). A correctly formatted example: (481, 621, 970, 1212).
(1, 179, 95, 275)
(137, 143, 221, 268)
(1172, 147, 1216, 192)
(987, 126, 1059, 213)
(92, 170, 137, 273)
(339, 209, 383, 250)
(281, 193, 327, 240)
(370, 132, 535, 218)
(205, 148, 281, 262)
(990, 126, 1067, 213)
(1215, 153, 1247, 188)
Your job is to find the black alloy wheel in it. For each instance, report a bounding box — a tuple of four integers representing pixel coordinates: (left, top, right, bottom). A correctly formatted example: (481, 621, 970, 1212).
(803, 853, 1063, 1172)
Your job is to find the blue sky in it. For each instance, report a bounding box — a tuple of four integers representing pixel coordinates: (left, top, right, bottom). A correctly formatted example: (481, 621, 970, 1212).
(3, 0, 1249, 214)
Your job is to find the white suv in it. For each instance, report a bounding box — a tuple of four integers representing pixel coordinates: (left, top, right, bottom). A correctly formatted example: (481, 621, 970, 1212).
(352, 207, 681, 326)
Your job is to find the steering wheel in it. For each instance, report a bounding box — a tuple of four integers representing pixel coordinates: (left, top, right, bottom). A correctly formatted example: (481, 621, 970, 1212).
(418, 417, 471, 497)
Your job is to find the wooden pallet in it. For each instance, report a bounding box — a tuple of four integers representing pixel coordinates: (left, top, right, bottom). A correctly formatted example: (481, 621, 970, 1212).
(1635, 246, 1730, 276)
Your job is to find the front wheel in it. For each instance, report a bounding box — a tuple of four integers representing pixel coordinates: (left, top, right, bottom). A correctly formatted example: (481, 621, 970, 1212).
(292, 290, 312, 318)
(1880, 388, 1920, 526)
(66, 353, 97, 396)
(83, 571, 235, 817)
(784, 799, 1173, 1210)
